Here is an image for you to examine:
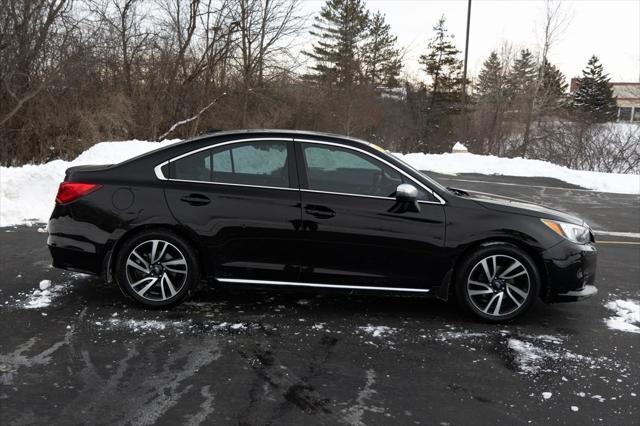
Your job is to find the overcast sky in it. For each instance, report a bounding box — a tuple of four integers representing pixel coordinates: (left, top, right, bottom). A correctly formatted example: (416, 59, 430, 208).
(297, 0, 640, 84)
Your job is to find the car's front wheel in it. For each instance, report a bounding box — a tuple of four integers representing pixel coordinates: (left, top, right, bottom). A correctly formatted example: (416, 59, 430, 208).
(115, 230, 199, 307)
(455, 243, 540, 322)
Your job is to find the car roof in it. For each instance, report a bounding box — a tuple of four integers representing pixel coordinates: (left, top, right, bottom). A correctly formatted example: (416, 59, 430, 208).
(181, 129, 374, 147)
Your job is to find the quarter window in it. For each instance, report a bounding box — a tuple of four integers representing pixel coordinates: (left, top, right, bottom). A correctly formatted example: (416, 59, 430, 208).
(169, 141, 290, 188)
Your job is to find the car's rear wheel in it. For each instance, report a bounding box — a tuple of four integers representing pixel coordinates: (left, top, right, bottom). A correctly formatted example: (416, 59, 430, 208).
(455, 243, 540, 322)
(115, 230, 199, 307)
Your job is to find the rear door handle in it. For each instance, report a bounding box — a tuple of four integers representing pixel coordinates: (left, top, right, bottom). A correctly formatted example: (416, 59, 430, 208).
(180, 193, 210, 206)
(304, 204, 335, 219)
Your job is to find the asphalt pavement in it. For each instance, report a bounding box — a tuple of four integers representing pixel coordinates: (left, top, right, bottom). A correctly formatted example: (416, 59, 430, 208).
(1, 175, 639, 425)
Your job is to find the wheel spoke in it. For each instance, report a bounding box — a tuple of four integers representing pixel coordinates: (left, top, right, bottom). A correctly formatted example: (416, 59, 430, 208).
(482, 293, 501, 314)
(137, 278, 158, 296)
(480, 258, 494, 282)
(164, 266, 187, 274)
(131, 249, 149, 270)
(127, 258, 149, 274)
(162, 258, 186, 267)
(153, 240, 168, 263)
(469, 279, 492, 290)
(507, 284, 528, 300)
(163, 273, 177, 297)
(506, 287, 523, 307)
(499, 260, 526, 280)
(492, 292, 504, 315)
(469, 288, 494, 296)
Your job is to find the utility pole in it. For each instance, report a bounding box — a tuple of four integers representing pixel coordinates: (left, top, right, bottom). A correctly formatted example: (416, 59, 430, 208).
(461, 0, 472, 144)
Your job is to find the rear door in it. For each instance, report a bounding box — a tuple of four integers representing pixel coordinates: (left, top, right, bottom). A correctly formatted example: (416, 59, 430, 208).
(163, 138, 302, 281)
(295, 140, 447, 290)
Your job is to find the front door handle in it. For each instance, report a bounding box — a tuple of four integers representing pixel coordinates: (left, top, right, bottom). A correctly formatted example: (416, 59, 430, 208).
(304, 204, 335, 219)
(180, 193, 210, 206)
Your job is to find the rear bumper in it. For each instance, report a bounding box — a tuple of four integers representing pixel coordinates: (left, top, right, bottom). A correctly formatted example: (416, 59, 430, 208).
(542, 240, 597, 303)
(48, 236, 103, 275)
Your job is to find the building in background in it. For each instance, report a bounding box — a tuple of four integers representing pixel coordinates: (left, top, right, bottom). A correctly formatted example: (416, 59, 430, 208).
(570, 79, 640, 122)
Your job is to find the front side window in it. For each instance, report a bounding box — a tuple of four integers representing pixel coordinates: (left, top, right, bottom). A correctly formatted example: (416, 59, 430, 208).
(302, 143, 407, 198)
(170, 141, 290, 188)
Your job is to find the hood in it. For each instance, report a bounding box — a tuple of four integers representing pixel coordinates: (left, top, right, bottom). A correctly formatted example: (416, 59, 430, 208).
(460, 189, 585, 225)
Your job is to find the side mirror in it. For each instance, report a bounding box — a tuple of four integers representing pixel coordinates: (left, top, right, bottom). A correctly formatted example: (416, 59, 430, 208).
(395, 183, 418, 202)
(393, 183, 420, 213)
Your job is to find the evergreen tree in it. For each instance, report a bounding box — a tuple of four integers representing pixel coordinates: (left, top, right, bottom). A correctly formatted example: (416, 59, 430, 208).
(419, 16, 463, 106)
(476, 51, 504, 102)
(304, 0, 369, 88)
(537, 59, 568, 114)
(572, 55, 617, 121)
(508, 49, 537, 105)
(361, 12, 402, 87)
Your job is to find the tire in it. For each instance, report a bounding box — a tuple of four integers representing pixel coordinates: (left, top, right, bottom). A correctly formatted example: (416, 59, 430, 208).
(115, 230, 199, 308)
(454, 243, 540, 322)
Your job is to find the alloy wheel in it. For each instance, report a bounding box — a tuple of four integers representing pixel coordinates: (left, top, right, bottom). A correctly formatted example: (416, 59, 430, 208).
(125, 239, 188, 302)
(466, 254, 531, 317)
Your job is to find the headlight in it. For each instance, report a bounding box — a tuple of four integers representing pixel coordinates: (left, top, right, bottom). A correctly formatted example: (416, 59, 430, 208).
(541, 219, 591, 244)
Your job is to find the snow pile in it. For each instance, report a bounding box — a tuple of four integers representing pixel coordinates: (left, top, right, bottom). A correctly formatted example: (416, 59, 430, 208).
(23, 280, 68, 309)
(394, 152, 640, 194)
(507, 337, 594, 375)
(451, 142, 468, 153)
(358, 325, 396, 338)
(0, 139, 179, 226)
(1, 137, 639, 226)
(604, 299, 640, 333)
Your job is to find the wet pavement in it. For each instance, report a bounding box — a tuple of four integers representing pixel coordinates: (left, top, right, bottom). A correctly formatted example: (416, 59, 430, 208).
(1, 176, 639, 425)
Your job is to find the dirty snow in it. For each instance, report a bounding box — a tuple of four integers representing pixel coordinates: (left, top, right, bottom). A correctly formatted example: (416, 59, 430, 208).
(1, 137, 638, 226)
(604, 299, 640, 333)
(358, 325, 396, 338)
(22, 281, 68, 309)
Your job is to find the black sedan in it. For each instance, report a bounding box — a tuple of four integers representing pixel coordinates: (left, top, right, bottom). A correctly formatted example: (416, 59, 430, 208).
(47, 130, 597, 322)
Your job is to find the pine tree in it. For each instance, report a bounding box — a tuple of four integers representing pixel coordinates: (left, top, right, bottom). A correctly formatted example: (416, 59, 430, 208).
(537, 59, 568, 114)
(476, 51, 503, 102)
(508, 49, 537, 106)
(572, 55, 617, 121)
(304, 0, 369, 88)
(419, 16, 463, 106)
(361, 12, 402, 87)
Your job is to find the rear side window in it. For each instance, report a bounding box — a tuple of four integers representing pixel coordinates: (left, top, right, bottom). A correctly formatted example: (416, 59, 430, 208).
(169, 141, 290, 188)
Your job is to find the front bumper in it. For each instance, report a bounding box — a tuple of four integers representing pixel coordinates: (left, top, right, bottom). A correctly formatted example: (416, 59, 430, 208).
(552, 284, 598, 302)
(541, 240, 597, 303)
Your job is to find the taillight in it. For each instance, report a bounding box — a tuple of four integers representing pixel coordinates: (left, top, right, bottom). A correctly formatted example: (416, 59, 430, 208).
(55, 182, 101, 204)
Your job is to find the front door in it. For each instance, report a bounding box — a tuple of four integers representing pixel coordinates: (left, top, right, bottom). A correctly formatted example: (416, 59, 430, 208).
(164, 139, 302, 281)
(296, 141, 447, 290)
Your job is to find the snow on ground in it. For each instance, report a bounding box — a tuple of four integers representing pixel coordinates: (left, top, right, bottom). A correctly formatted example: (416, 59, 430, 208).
(604, 299, 640, 333)
(395, 152, 640, 195)
(1, 138, 638, 226)
(358, 325, 396, 338)
(22, 280, 70, 309)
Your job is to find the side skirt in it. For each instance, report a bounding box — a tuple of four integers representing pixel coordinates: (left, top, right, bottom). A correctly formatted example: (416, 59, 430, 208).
(216, 278, 431, 294)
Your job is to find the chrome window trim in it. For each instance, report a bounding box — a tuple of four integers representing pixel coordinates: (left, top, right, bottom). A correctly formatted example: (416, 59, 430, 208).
(295, 138, 446, 205)
(153, 135, 446, 205)
(154, 137, 295, 189)
(216, 277, 431, 293)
